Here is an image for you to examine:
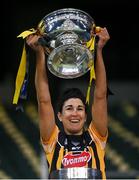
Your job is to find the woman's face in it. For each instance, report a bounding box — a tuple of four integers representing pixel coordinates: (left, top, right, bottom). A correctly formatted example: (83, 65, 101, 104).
(58, 98, 86, 135)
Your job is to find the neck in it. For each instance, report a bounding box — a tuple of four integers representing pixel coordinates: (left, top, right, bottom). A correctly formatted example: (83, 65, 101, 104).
(64, 129, 83, 135)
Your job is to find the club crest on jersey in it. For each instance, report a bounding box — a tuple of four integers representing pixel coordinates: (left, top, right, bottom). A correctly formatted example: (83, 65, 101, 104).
(62, 151, 91, 168)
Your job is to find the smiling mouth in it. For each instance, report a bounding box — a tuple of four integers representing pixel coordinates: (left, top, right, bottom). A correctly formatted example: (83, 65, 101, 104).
(70, 119, 80, 123)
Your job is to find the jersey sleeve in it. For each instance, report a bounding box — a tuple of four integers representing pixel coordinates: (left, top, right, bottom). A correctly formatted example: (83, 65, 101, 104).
(41, 125, 59, 153)
(88, 122, 108, 149)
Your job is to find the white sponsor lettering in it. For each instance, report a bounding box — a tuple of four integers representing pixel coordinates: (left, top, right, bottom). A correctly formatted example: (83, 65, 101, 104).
(62, 155, 88, 166)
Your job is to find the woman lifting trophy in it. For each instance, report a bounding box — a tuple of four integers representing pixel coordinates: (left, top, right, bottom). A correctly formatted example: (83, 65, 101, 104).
(15, 8, 110, 179)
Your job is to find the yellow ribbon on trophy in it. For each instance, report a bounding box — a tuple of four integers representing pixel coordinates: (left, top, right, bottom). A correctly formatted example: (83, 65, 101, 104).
(85, 26, 101, 104)
(13, 28, 36, 104)
(85, 36, 96, 104)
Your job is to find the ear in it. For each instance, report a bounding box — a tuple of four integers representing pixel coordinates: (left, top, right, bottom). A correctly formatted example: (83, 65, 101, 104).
(58, 112, 62, 122)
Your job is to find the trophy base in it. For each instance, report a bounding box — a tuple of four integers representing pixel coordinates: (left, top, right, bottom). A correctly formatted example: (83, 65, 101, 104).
(50, 167, 102, 179)
(47, 44, 94, 79)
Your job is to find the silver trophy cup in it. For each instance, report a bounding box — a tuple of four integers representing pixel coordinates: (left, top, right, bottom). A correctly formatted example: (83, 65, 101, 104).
(37, 8, 96, 79)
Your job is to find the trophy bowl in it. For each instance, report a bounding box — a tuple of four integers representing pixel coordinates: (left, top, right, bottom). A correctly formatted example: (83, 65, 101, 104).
(37, 8, 96, 79)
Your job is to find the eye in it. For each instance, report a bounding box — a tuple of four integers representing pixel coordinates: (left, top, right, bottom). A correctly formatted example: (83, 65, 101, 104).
(65, 107, 73, 111)
(77, 107, 84, 111)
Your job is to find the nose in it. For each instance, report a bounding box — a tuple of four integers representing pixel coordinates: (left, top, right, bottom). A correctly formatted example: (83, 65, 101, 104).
(71, 109, 78, 116)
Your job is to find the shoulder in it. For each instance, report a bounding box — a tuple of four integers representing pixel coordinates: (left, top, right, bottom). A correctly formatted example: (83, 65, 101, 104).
(41, 125, 59, 153)
(88, 122, 108, 149)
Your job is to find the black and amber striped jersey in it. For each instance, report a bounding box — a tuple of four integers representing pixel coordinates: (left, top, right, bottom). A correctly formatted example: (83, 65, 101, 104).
(41, 121, 108, 179)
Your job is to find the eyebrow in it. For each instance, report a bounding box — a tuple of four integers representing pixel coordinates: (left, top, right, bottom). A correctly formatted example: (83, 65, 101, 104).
(64, 105, 85, 108)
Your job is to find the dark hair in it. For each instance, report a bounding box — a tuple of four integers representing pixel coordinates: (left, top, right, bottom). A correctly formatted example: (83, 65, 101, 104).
(57, 88, 88, 113)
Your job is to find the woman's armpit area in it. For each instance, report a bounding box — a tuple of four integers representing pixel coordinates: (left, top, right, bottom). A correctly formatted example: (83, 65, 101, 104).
(41, 125, 59, 146)
(89, 122, 108, 142)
